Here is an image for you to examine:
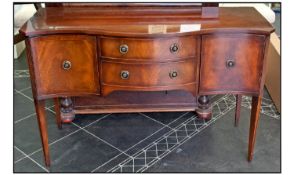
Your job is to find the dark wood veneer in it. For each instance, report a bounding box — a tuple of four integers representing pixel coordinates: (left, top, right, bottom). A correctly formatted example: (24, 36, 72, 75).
(20, 3, 274, 168)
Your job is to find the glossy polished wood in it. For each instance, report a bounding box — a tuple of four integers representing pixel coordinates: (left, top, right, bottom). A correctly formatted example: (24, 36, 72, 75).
(196, 95, 212, 120)
(235, 94, 242, 127)
(199, 34, 266, 95)
(74, 90, 197, 114)
(45, 2, 212, 9)
(21, 4, 275, 167)
(248, 95, 262, 161)
(20, 7, 274, 37)
(34, 100, 50, 167)
(100, 36, 198, 61)
(28, 35, 100, 99)
(101, 59, 197, 95)
(60, 97, 75, 123)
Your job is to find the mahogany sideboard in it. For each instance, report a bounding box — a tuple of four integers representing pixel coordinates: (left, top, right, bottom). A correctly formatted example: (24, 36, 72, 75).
(19, 3, 275, 167)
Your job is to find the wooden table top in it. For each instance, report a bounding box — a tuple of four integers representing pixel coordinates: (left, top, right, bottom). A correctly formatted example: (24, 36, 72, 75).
(20, 7, 274, 37)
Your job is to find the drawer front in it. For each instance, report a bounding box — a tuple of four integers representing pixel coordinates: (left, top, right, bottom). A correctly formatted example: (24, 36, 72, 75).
(100, 36, 198, 61)
(29, 35, 99, 97)
(200, 34, 266, 94)
(101, 59, 196, 87)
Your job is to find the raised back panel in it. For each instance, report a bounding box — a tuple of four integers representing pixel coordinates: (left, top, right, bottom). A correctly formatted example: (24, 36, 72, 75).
(45, 2, 219, 19)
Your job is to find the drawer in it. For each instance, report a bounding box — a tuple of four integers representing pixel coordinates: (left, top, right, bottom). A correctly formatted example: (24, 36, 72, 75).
(101, 59, 197, 88)
(100, 36, 198, 61)
(199, 34, 266, 94)
(29, 35, 99, 98)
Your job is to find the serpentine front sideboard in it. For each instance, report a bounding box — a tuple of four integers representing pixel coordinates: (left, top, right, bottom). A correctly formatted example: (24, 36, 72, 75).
(19, 3, 275, 167)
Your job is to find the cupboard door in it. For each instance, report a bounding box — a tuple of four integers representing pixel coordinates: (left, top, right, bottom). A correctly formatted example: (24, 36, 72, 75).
(200, 34, 266, 94)
(29, 35, 99, 98)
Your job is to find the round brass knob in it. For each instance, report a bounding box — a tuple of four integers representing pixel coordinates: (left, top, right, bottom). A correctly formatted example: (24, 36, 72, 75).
(169, 71, 178, 79)
(121, 70, 129, 79)
(119, 44, 128, 54)
(226, 60, 235, 68)
(62, 60, 71, 70)
(170, 43, 179, 53)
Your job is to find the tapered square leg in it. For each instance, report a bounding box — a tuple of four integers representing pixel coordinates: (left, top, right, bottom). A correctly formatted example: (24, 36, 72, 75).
(35, 100, 50, 167)
(54, 98, 62, 129)
(235, 94, 242, 127)
(248, 95, 262, 161)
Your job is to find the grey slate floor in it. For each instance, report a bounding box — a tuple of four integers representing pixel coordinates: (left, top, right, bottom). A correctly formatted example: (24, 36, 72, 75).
(13, 51, 280, 173)
(13, 9, 281, 172)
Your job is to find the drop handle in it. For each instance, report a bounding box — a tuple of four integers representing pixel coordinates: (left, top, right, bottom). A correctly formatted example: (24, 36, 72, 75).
(169, 71, 178, 79)
(120, 70, 129, 79)
(62, 60, 71, 70)
(119, 44, 128, 54)
(226, 60, 235, 68)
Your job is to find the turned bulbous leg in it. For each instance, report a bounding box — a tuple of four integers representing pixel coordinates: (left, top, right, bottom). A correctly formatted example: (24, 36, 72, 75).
(60, 97, 75, 123)
(196, 95, 212, 120)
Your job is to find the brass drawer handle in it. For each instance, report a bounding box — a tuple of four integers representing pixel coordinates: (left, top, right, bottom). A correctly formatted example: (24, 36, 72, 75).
(120, 70, 129, 79)
(226, 59, 235, 68)
(170, 43, 179, 54)
(62, 60, 71, 70)
(169, 71, 178, 79)
(119, 44, 128, 54)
